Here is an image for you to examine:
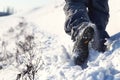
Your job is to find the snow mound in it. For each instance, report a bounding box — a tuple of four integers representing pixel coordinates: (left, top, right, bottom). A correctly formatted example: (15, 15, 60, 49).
(0, 0, 120, 79)
(0, 16, 120, 80)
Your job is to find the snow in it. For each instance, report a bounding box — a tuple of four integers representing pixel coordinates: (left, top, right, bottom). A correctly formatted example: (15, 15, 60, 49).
(0, 0, 120, 80)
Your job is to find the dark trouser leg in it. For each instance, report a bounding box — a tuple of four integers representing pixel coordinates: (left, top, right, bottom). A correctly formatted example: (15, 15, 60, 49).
(64, 0, 96, 66)
(88, 0, 110, 39)
(87, 0, 110, 52)
(64, 0, 90, 36)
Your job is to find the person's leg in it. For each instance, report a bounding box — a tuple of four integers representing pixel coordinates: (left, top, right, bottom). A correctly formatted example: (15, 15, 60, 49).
(64, 0, 95, 66)
(88, 0, 110, 52)
(64, 0, 90, 37)
(88, 0, 109, 39)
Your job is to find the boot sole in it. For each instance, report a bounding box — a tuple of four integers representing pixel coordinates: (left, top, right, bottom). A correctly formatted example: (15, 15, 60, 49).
(75, 27, 94, 49)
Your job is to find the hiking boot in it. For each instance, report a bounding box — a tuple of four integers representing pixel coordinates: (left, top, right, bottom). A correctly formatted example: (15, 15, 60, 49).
(72, 23, 95, 65)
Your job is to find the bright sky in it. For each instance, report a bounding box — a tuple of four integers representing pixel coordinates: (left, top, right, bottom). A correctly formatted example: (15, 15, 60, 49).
(0, 0, 53, 11)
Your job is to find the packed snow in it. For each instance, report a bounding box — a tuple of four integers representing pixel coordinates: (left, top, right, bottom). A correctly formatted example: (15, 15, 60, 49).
(0, 0, 120, 80)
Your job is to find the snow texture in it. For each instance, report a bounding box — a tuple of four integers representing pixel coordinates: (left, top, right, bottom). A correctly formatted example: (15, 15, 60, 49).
(0, 0, 120, 80)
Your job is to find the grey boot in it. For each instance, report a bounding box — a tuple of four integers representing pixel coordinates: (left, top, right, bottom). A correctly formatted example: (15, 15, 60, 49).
(72, 22, 95, 65)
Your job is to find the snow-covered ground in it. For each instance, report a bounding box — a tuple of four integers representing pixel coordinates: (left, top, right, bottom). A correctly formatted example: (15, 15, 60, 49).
(0, 0, 120, 80)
